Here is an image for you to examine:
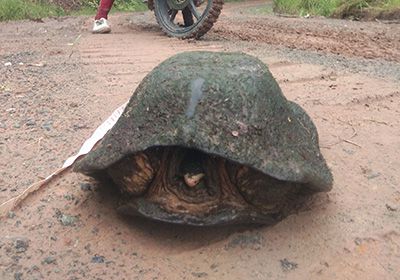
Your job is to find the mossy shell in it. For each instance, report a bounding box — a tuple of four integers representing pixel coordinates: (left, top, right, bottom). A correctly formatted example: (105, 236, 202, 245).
(74, 51, 333, 192)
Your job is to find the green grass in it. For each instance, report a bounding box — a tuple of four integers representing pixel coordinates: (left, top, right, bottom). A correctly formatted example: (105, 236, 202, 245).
(112, 0, 147, 12)
(70, 5, 96, 16)
(334, 0, 400, 14)
(273, 0, 400, 17)
(351, 0, 400, 9)
(0, 0, 147, 21)
(0, 0, 65, 21)
(247, 4, 274, 15)
(79, 0, 147, 13)
(273, 0, 341, 16)
(386, 0, 400, 8)
(224, 0, 244, 2)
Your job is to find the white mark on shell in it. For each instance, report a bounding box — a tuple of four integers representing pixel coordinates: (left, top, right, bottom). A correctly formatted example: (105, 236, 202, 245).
(186, 78, 205, 118)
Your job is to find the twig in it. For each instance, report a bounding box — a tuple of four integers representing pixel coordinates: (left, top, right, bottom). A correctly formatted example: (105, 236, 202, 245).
(275, 13, 301, 18)
(376, 18, 400, 24)
(362, 118, 390, 126)
(321, 130, 360, 149)
(349, 129, 357, 139)
(0, 167, 70, 218)
(37, 137, 43, 153)
(336, 117, 356, 127)
(70, 34, 82, 46)
(341, 138, 362, 148)
(68, 34, 82, 59)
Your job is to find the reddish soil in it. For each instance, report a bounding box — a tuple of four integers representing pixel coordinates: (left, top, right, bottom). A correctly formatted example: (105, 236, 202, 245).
(1, 1, 399, 279)
(211, 3, 400, 62)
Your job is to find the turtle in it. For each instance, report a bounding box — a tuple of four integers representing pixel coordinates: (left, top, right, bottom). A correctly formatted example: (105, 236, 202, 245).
(74, 51, 333, 226)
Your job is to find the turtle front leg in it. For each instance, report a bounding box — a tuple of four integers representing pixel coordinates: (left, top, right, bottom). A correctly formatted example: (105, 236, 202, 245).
(107, 152, 154, 195)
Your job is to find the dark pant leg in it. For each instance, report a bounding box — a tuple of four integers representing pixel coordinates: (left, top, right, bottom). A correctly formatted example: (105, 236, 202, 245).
(95, 0, 115, 20)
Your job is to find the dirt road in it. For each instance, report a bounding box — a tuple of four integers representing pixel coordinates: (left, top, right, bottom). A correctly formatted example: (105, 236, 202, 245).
(1, 1, 399, 279)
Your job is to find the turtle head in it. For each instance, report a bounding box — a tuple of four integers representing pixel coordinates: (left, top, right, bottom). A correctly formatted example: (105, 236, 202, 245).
(183, 172, 205, 188)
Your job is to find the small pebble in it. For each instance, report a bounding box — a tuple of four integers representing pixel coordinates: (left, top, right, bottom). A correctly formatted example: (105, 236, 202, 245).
(8, 211, 16, 219)
(25, 119, 36, 127)
(280, 258, 298, 272)
(60, 214, 77, 226)
(64, 194, 74, 201)
(386, 203, 397, 212)
(192, 272, 208, 278)
(354, 237, 362, 245)
(80, 182, 93, 191)
(30, 265, 40, 271)
(14, 272, 23, 280)
(367, 172, 381, 180)
(14, 238, 29, 253)
(91, 255, 105, 263)
(42, 122, 52, 131)
(42, 256, 56, 264)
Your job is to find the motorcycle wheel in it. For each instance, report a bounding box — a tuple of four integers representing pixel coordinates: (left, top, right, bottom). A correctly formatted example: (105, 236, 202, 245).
(154, 0, 223, 39)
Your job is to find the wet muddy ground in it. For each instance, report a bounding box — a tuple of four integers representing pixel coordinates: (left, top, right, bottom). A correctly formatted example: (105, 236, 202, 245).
(1, 1, 399, 279)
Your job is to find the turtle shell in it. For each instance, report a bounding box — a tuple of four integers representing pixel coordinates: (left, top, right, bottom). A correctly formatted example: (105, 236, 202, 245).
(74, 51, 332, 194)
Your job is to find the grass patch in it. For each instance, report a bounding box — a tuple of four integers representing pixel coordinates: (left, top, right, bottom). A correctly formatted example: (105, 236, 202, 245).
(0, 0, 147, 21)
(70, 5, 96, 16)
(0, 0, 65, 21)
(247, 4, 274, 15)
(273, 0, 341, 17)
(273, 0, 400, 18)
(224, 0, 246, 3)
(333, 0, 400, 19)
(79, 0, 147, 13)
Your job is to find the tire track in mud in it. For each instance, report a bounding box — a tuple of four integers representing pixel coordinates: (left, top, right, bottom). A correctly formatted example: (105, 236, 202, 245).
(209, 6, 400, 62)
(77, 26, 223, 105)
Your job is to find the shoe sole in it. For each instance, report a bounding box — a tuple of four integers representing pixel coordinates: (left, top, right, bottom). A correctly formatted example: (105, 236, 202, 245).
(92, 27, 111, 34)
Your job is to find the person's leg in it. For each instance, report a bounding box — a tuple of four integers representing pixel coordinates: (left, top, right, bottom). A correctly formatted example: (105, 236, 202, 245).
(93, 0, 115, 33)
(95, 0, 115, 20)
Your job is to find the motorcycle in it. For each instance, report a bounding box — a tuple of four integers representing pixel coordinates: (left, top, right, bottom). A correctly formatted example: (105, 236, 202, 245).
(146, 0, 223, 39)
